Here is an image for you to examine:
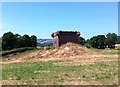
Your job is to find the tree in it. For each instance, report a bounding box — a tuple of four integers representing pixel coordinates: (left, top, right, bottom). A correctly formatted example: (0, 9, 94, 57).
(2, 31, 37, 50)
(22, 34, 31, 47)
(90, 35, 106, 49)
(2, 32, 16, 50)
(90, 36, 97, 48)
(84, 39, 92, 48)
(30, 35, 37, 47)
(14, 34, 21, 48)
(78, 36, 85, 46)
(105, 33, 117, 49)
(97, 35, 106, 49)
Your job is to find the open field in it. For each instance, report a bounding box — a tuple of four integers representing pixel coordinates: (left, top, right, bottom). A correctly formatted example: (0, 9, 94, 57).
(2, 60, 118, 85)
(1, 43, 119, 85)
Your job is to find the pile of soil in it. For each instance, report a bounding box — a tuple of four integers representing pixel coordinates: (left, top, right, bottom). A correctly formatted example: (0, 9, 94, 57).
(20, 43, 90, 61)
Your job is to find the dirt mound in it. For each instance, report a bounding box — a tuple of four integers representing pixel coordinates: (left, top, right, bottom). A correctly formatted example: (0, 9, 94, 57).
(20, 43, 90, 61)
(46, 43, 89, 58)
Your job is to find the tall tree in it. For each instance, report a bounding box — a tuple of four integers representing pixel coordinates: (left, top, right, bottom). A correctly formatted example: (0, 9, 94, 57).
(14, 34, 21, 48)
(105, 33, 117, 48)
(30, 35, 37, 47)
(97, 35, 106, 49)
(2, 32, 16, 50)
(90, 35, 106, 49)
(22, 34, 31, 47)
(90, 36, 98, 48)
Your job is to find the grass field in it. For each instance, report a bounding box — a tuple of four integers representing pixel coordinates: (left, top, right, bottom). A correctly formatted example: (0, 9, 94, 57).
(1, 48, 119, 85)
(2, 60, 118, 85)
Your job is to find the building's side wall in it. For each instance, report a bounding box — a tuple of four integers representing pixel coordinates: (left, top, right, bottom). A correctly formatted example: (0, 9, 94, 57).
(59, 32, 78, 46)
(53, 36, 59, 47)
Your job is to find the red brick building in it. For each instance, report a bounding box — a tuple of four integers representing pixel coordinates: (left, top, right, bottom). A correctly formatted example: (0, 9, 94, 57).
(51, 31, 80, 47)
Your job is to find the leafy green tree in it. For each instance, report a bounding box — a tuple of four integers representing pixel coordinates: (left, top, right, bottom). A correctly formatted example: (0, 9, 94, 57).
(90, 35, 106, 49)
(97, 35, 106, 49)
(105, 33, 117, 49)
(22, 34, 31, 47)
(2, 31, 37, 50)
(14, 34, 21, 48)
(2, 32, 16, 50)
(90, 36, 98, 48)
(84, 39, 92, 48)
(78, 36, 85, 45)
(30, 35, 37, 47)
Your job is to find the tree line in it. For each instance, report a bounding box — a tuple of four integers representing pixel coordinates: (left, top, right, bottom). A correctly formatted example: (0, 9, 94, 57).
(78, 33, 118, 49)
(0, 31, 118, 51)
(1, 32, 37, 50)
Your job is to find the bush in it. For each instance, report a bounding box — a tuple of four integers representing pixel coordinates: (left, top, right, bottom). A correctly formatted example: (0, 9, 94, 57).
(84, 43, 91, 48)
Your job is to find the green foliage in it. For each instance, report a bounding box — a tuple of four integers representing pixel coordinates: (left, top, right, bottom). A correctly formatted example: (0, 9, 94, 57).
(90, 35, 106, 49)
(2, 32, 16, 50)
(105, 33, 117, 49)
(30, 35, 37, 47)
(22, 34, 31, 47)
(78, 36, 85, 45)
(2, 32, 37, 50)
(84, 43, 91, 48)
(84, 39, 92, 48)
(83, 33, 117, 49)
(14, 34, 21, 48)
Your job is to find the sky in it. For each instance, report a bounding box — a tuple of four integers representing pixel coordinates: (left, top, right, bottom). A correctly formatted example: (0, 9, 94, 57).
(2, 2, 118, 39)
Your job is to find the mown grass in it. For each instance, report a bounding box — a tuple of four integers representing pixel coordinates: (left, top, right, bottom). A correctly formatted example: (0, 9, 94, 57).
(2, 60, 118, 85)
